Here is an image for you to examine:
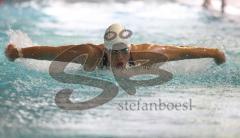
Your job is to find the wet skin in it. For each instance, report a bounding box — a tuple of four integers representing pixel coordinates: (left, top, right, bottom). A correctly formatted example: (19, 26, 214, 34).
(108, 48, 130, 69)
(5, 43, 226, 71)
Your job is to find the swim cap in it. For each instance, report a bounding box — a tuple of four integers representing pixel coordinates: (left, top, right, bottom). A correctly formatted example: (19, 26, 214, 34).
(104, 23, 132, 50)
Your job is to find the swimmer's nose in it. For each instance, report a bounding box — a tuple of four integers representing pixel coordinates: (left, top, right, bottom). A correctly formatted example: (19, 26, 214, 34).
(116, 53, 124, 60)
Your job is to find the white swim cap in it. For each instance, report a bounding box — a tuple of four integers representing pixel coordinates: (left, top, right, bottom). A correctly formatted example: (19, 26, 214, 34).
(104, 23, 132, 50)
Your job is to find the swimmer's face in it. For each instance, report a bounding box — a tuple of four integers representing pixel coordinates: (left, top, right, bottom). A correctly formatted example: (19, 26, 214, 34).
(108, 48, 130, 69)
(104, 23, 132, 69)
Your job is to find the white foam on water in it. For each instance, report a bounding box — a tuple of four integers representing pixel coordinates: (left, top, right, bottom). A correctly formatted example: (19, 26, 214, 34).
(160, 58, 214, 74)
(38, 1, 199, 35)
(7, 29, 34, 48)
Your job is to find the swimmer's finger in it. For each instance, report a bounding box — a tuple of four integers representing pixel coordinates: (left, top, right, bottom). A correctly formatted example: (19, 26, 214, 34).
(214, 50, 226, 65)
(5, 44, 19, 61)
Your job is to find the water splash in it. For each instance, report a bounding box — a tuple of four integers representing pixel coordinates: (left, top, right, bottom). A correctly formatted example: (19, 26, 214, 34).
(7, 29, 34, 48)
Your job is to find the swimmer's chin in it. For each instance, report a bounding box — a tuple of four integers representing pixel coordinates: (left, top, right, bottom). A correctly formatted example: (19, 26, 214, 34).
(112, 66, 124, 70)
(111, 64, 125, 70)
(116, 62, 125, 68)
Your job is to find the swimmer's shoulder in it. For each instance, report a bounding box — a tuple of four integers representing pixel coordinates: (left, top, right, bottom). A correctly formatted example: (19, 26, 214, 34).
(77, 43, 105, 54)
(92, 43, 105, 55)
(77, 43, 104, 49)
(130, 43, 189, 52)
(130, 43, 166, 52)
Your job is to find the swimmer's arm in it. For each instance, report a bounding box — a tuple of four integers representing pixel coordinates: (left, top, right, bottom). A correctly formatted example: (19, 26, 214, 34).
(20, 45, 88, 62)
(5, 44, 102, 71)
(132, 44, 226, 65)
(152, 45, 226, 65)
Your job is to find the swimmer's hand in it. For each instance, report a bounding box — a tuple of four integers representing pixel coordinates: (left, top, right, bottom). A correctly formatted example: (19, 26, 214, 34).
(5, 44, 19, 61)
(214, 50, 226, 65)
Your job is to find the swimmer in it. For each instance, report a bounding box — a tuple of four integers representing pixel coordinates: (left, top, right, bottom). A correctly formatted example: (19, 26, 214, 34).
(203, 0, 226, 14)
(5, 23, 226, 71)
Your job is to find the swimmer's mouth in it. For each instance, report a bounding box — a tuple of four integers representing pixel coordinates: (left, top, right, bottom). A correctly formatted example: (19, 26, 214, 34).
(116, 62, 124, 68)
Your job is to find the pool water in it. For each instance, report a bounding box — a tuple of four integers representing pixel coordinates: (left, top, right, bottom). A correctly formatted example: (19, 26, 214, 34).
(0, 1, 240, 138)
